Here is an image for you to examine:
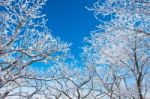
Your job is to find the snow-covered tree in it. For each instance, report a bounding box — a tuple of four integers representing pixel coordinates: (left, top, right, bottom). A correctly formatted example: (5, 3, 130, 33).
(42, 58, 94, 99)
(83, 0, 150, 99)
(0, 0, 69, 98)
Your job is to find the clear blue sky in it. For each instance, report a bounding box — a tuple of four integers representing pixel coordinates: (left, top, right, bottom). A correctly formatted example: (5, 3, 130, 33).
(43, 0, 98, 57)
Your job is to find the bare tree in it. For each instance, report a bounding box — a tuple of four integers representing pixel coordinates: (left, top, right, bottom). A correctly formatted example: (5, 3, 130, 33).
(82, 0, 150, 99)
(43, 61, 94, 99)
(0, 0, 69, 98)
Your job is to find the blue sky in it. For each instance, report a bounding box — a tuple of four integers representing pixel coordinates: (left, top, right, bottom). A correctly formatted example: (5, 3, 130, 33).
(43, 0, 98, 57)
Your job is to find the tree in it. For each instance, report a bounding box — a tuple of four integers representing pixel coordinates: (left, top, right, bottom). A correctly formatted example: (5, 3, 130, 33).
(44, 60, 94, 99)
(0, 0, 69, 98)
(83, 0, 150, 99)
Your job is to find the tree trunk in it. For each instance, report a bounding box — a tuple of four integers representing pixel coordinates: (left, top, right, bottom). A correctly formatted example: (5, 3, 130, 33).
(137, 74, 143, 99)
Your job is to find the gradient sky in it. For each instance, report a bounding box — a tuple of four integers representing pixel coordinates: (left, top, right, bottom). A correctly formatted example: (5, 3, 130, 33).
(43, 0, 98, 57)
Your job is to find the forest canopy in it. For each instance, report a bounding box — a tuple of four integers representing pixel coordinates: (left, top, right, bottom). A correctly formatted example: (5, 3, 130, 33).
(0, 0, 149, 99)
